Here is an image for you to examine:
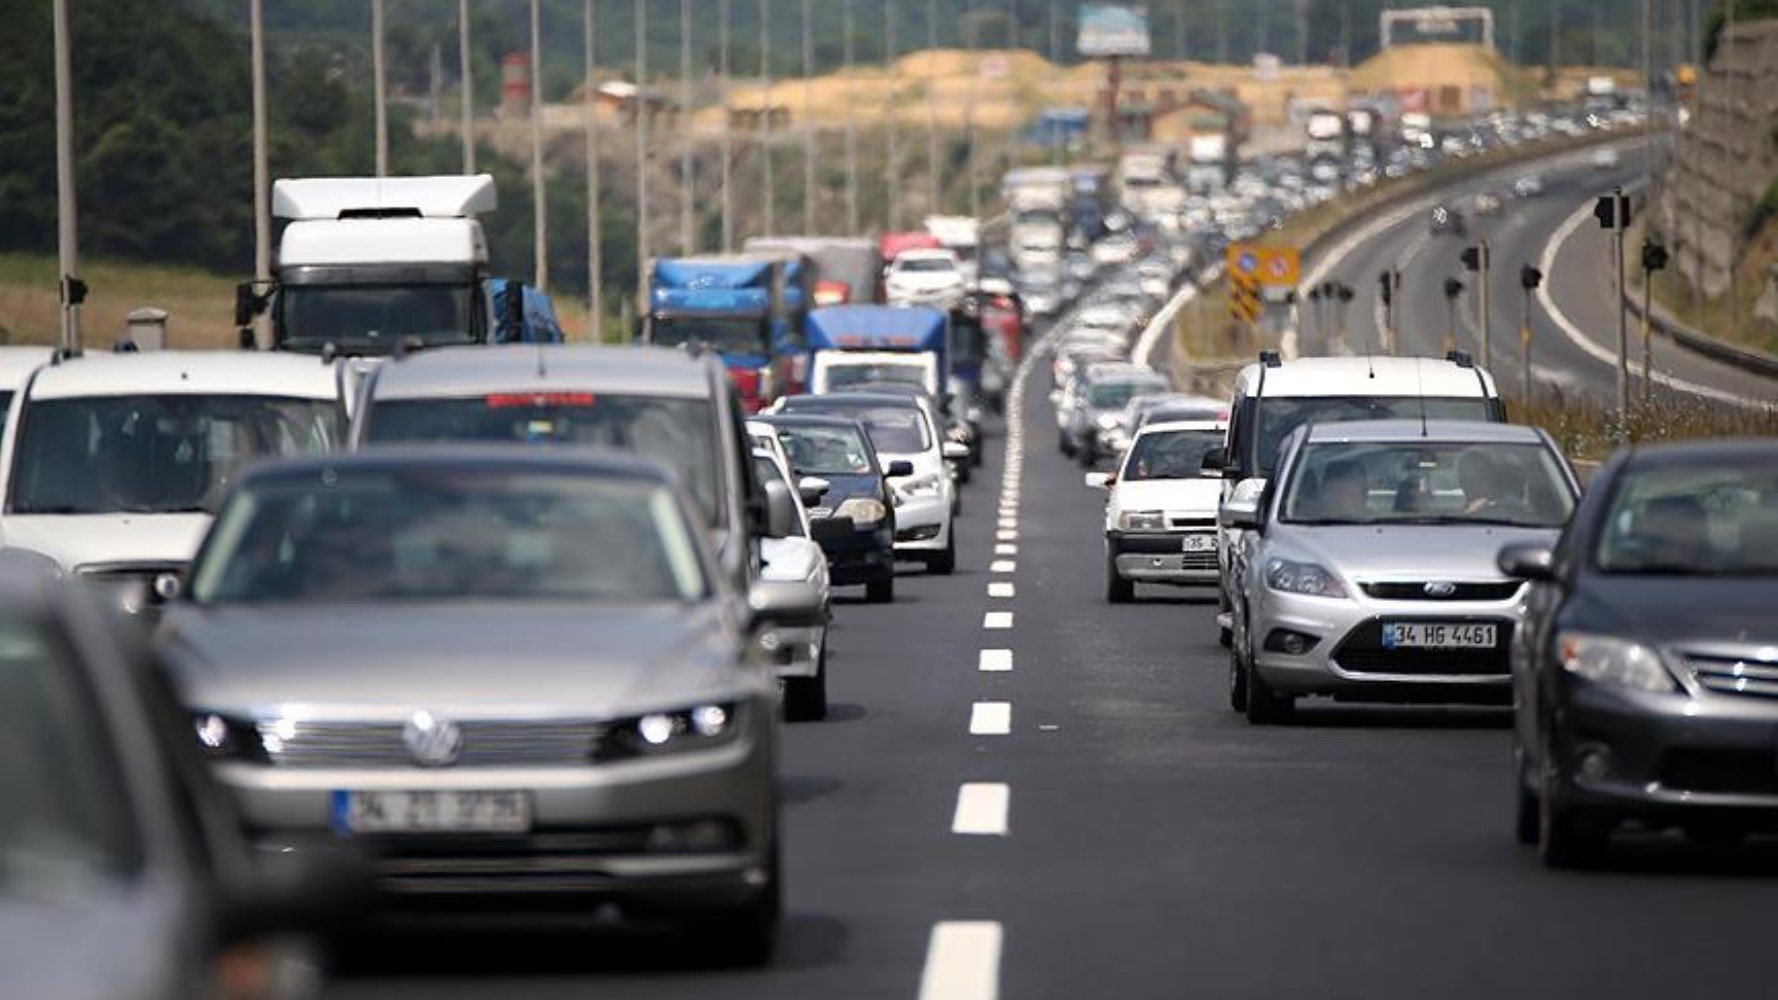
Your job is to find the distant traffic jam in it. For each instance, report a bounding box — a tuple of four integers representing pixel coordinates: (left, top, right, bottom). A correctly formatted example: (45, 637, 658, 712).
(8, 58, 1774, 999)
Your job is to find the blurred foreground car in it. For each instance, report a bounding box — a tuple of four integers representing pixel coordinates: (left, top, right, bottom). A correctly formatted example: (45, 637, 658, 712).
(1502, 441, 1778, 867)
(761, 414, 904, 603)
(751, 447, 833, 721)
(162, 449, 820, 964)
(0, 562, 361, 999)
(1223, 421, 1577, 723)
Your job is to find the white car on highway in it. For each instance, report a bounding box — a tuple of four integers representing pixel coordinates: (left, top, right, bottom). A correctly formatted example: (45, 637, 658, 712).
(751, 446, 834, 721)
(884, 248, 966, 310)
(0, 351, 343, 621)
(1088, 420, 1227, 602)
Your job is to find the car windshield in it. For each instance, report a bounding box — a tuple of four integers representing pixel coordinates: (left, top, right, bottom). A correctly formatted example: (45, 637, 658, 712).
(363, 394, 720, 528)
(1090, 379, 1167, 410)
(826, 363, 927, 390)
(774, 425, 875, 476)
(10, 395, 340, 515)
(896, 258, 956, 274)
(1281, 441, 1573, 527)
(648, 315, 770, 356)
(0, 618, 141, 898)
(1123, 429, 1224, 481)
(795, 404, 931, 453)
(1249, 396, 1494, 477)
(279, 283, 477, 352)
(1596, 462, 1778, 575)
(190, 471, 708, 604)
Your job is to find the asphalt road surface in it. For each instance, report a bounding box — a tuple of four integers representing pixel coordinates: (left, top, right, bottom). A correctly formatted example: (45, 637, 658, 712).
(332, 304, 1778, 999)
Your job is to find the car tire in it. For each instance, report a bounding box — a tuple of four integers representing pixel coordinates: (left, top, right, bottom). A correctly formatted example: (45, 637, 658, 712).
(1513, 739, 1539, 846)
(1537, 738, 1607, 869)
(784, 643, 828, 722)
(696, 846, 781, 968)
(928, 536, 956, 575)
(1059, 431, 1076, 457)
(1218, 589, 1234, 648)
(1105, 553, 1134, 603)
(866, 574, 895, 604)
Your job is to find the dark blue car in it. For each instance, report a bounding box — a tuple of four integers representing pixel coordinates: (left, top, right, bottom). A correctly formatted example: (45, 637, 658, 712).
(758, 413, 909, 604)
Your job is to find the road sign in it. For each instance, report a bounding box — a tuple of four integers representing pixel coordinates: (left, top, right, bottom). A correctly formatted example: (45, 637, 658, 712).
(1228, 272, 1262, 324)
(1226, 244, 1300, 288)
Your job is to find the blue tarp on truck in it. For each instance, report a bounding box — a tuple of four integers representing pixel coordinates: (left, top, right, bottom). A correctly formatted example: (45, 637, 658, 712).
(805, 305, 951, 388)
(644, 257, 790, 411)
(487, 279, 564, 343)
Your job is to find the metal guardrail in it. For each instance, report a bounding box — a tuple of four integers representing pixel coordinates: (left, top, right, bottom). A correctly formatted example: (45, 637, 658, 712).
(1625, 284, 1778, 381)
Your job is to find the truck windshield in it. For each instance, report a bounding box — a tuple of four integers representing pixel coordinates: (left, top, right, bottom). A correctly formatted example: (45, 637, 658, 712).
(9, 395, 341, 515)
(278, 282, 478, 353)
(650, 315, 771, 356)
(363, 394, 721, 528)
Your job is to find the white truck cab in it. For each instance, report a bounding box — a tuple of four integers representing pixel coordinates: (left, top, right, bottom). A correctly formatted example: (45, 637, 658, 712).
(0, 352, 344, 619)
(245, 175, 498, 356)
(811, 350, 940, 397)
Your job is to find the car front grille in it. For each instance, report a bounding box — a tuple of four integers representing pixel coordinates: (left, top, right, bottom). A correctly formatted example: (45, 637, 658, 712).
(1359, 581, 1522, 602)
(1165, 514, 1216, 530)
(1658, 748, 1778, 796)
(259, 719, 609, 768)
(1332, 619, 1513, 676)
(1180, 551, 1219, 571)
(1683, 653, 1778, 699)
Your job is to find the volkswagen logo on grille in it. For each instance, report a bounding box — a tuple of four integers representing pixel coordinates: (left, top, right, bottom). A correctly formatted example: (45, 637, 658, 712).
(402, 710, 462, 767)
(1422, 581, 1459, 599)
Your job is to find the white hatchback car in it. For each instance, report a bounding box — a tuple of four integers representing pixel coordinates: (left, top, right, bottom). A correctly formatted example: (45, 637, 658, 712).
(1087, 420, 1227, 602)
(750, 445, 834, 721)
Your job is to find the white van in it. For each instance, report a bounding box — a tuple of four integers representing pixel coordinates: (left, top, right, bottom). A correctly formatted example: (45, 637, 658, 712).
(1207, 351, 1505, 642)
(0, 352, 344, 620)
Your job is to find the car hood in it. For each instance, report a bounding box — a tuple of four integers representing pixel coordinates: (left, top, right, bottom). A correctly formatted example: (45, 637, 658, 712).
(1570, 577, 1778, 649)
(160, 602, 748, 717)
(0, 885, 184, 1000)
(1, 513, 210, 571)
(802, 473, 883, 510)
(1280, 524, 1562, 581)
(1114, 478, 1222, 514)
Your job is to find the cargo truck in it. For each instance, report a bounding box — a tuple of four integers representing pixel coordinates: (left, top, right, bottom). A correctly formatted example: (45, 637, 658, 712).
(641, 256, 797, 412)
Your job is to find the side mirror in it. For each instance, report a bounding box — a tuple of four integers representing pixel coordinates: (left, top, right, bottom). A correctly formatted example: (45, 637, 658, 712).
(763, 479, 799, 539)
(748, 577, 827, 630)
(1084, 471, 1113, 489)
(215, 846, 372, 947)
(797, 476, 830, 508)
(1201, 446, 1226, 473)
(1497, 542, 1556, 582)
(886, 459, 915, 478)
(941, 441, 970, 461)
(1220, 498, 1263, 532)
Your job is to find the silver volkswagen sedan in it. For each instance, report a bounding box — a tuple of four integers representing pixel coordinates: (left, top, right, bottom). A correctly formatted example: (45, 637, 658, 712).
(160, 447, 820, 964)
(1222, 421, 1579, 723)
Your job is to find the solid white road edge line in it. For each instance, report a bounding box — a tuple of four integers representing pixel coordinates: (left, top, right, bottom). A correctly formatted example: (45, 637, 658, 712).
(917, 921, 1003, 1000)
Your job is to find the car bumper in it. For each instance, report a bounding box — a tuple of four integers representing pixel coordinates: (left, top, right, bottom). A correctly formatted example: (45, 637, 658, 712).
(1107, 531, 1219, 584)
(762, 623, 826, 680)
(218, 727, 775, 907)
(815, 523, 895, 585)
(1249, 589, 1517, 702)
(892, 495, 951, 553)
(1551, 678, 1778, 822)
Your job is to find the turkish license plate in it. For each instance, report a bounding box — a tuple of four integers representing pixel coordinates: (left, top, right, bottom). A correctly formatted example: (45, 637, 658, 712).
(1382, 622, 1497, 649)
(331, 790, 531, 835)
(1181, 533, 1217, 553)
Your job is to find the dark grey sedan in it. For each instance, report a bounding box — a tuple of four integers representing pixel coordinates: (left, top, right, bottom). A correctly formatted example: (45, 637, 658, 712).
(1502, 440, 1778, 867)
(161, 447, 820, 964)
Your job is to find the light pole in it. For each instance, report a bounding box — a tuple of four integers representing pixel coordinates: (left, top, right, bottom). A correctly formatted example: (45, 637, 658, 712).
(885, 0, 900, 231)
(843, 0, 858, 234)
(720, 0, 733, 251)
(528, 0, 549, 290)
(586, 0, 603, 340)
(251, 0, 270, 349)
(1519, 264, 1542, 402)
(1442, 276, 1464, 355)
(53, 0, 81, 354)
(964, 3, 980, 223)
(1461, 241, 1492, 368)
(679, 0, 694, 254)
(760, 0, 776, 236)
(927, 0, 940, 215)
(460, 0, 475, 172)
(373, 0, 389, 176)
(801, 0, 815, 233)
(635, 0, 650, 310)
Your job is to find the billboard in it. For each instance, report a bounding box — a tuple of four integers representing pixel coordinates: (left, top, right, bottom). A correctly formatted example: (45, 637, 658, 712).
(1078, 4, 1151, 58)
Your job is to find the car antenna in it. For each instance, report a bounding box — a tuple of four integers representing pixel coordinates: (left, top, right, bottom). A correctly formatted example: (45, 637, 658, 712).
(1415, 357, 1429, 438)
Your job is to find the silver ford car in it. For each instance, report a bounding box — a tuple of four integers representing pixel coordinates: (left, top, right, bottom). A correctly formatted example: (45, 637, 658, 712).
(159, 447, 820, 964)
(1221, 421, 1579, 724)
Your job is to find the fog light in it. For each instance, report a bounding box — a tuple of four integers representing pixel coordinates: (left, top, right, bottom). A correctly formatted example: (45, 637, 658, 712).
(1576, 744, 1612, 782)
(1263, 629, 1321, 655)
(645, 819, 736, 853)
(638, 713, 677, 746)
(689, 704, 730, 737)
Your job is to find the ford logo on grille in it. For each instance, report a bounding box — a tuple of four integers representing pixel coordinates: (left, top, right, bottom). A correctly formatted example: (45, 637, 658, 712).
(1422, 581, 1459, 598)
(402, 710, 462, 767)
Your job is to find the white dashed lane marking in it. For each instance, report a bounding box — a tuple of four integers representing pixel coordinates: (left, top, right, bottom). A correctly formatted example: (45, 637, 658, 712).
(917, 921, 1003, 1000)
(988, 582, 1015, 598)
(982, 611, 1013, 630)
(950, 783, 1010, 836)
(969, 701, 1012, 736)
(989, 560, 1016, 574)
(978, 649, 1013, 672)
(994, 544, 1017, 556)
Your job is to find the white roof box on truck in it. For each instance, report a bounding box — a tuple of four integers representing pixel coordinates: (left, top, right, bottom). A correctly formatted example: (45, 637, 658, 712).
(272, 174, 497, 220)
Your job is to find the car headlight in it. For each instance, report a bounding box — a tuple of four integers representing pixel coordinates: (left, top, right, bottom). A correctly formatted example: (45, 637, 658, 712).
(192, 712, 268, 762)
(1119, 510, 1166, 531)
(1556, 632, 1678, 693)
(1264, 558, 1349, 599)
(896, 473, 945, 499)
(596, 703, 742, 760)
(835, 496, 887, 526)
(1096, 413, 1121, 430)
